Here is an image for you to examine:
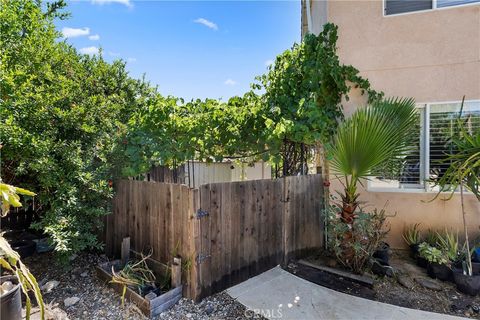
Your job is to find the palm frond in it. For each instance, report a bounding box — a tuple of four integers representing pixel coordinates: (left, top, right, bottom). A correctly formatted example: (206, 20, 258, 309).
(330, 97, 417, 182)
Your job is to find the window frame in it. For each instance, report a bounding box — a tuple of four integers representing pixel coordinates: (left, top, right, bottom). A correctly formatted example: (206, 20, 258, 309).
(383, 0, 480, 17)
(367, 99, 480, 193)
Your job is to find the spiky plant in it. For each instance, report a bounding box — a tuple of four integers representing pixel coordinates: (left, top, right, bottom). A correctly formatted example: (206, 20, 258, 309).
(0, 182, 44, 320)
(330, 97, 418, 224)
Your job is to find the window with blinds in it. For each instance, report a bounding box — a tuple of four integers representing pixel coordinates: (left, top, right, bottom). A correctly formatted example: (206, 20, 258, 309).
(369, 108, 424, 189)
(368, 100, 480, 191)
(385, 0, 432, 15)
(437, 0, 480, 7)
(384, 0, 479, 15)
(429, 101, 480, 181)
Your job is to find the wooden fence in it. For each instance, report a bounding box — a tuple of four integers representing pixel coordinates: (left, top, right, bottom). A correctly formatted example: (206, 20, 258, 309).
(105, 174, 324, 300)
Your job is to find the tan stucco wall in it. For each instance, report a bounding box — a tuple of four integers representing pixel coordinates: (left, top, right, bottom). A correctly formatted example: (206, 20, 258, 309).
(311, 0, 480, 248)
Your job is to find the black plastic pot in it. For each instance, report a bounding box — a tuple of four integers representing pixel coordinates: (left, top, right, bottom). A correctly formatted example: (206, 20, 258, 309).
(1, 276, 22, 320)
(409, 243, 419, 258)
(452, 267, 480, 296)
(373, 242, 390, 264)
(427, 263, 452, 281)
(371, 259, 394, 277)
(9, 240, 36, 258)
(416, 256, 428, 268)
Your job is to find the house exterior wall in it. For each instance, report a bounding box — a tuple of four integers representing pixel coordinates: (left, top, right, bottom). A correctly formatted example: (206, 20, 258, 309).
(307, 0, 480, 248)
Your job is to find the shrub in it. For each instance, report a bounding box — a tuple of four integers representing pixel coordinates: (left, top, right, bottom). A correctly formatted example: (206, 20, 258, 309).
(327, 203, 390, 273)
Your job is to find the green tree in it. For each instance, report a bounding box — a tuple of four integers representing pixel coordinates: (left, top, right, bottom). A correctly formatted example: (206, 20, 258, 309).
(1, 0, 152, 258)
(256, 23, 383, 171)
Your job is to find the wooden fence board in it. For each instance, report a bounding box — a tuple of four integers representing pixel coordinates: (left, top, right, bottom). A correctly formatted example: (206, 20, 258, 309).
(107, 175, 324, 301)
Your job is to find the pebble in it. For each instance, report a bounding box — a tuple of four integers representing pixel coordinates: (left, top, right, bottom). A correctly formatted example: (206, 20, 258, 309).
(414, 277, 443, 291)
(1, 281, 14, 294)
(397, 275, 415, 289)
(64, 297, 80, 307)
(145, 292, 157, 300)
(41, 280, 60, 293)
(80, 272, 88, 278)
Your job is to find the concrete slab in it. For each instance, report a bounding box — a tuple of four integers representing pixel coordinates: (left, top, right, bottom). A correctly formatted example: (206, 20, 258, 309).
(227, 266, 467, 320)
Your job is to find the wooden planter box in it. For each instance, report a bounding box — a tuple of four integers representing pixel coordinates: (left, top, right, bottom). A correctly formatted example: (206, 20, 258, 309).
(96, 259, 182, 318)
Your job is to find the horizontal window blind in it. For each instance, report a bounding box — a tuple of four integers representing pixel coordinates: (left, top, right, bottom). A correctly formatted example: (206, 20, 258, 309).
(399, 110, 423, 186)
(385, 0, 432, 15)
(429, 102, 480, 181)
(437, 0, 480, 7)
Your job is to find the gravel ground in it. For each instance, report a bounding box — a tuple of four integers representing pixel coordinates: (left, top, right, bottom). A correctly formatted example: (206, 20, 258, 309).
(24, 252, 263, 320)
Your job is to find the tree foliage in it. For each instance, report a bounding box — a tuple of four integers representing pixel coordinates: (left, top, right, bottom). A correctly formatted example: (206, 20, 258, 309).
(1, 0, 385, 257)
(256, 23, 383, 149)
(1, 0, 152, 257)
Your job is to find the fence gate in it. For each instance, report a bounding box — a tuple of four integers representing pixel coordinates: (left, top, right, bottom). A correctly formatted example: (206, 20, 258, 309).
(106, 174, 324, 301)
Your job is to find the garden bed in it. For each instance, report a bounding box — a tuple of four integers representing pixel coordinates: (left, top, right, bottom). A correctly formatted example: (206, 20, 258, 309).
(286, 250, 480, 318)
(96, 259, 182, 318)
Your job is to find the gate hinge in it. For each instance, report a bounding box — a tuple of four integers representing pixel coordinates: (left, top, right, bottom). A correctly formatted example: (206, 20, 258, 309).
(196, 209, 209, 219)
(196, 253, 211, 264)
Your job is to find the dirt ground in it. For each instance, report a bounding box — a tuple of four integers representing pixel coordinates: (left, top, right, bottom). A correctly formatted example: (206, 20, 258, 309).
(296, 250, 480, 319)
(22, 252, 264, 320)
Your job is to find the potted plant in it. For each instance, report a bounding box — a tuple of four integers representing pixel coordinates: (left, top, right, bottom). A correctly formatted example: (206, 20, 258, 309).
(373, 242, 390, 264)
(1, 181, 44, 320)
(430, 97, 480, 295)
(416, 242, 429, 268)
(403, 223, 421, 257)
(418, 242, 451, 281)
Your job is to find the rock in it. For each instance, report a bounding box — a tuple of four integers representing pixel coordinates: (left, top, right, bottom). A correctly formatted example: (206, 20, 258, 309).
(414, 277, 443, 291)
(41, 280, 60, 293)
(205, 303, 215, 315)
(64, 296, 80, 307)
(145, 292, 157, 300)
(326, 258, 338, 268)
(472, 305, 480, 313)
(186, 313, 192, 318)
(397, 275, 415, 289)
(2, 281, 14, 292)
(80, 272, 88, 278)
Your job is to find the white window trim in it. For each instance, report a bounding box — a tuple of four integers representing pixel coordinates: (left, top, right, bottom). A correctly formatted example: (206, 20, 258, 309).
(367, 99, 480, 193)
(383, 0, 480, 18)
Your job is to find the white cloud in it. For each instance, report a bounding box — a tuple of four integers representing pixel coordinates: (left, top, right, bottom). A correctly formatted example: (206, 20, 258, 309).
(62, 27, 90, 38)
(108, 51, 120, 57)
(91, 0, 132, 7)
(79, 46, 99, 55)
(265, 59, 274, 66)
(127, 57, 137, 63)
(224, 79, 237, 86)
(194, 18, 218, 31)
(88, 34, 100, 41)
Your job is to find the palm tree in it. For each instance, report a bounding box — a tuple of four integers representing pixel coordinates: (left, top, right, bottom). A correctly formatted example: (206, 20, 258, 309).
(330, 97, 418, 224)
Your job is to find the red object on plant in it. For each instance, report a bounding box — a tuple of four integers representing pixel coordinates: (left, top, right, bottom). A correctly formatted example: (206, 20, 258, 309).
(323, 180, 330, 187)
(108, 180, 113, 188)
(122, 139, 127, 145)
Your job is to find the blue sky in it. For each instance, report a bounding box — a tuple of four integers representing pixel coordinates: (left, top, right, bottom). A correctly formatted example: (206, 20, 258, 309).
(57, 0, 301, 100)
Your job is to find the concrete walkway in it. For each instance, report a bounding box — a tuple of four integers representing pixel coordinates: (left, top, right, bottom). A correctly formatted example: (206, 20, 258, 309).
(227, 266, 466, 320)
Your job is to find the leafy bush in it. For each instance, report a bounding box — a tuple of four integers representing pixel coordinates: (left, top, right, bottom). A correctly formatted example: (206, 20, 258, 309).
(327, 203, 390, 273)
(0, 0, 152, 258)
